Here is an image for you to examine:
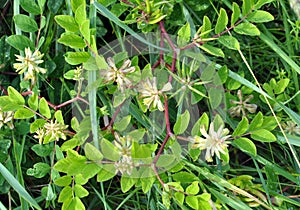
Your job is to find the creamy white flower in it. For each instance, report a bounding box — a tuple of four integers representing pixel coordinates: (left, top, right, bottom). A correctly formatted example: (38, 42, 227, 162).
(114, 133, 132, 157)
(100, 57, 135, 92)
(114, 156, 135, 175)
(191, 122, 231, 162)
(138, 77, 172, 111)
(0, 109, 14, 129)
(13, 47, 46, 84)
(35, 120, 68, 144)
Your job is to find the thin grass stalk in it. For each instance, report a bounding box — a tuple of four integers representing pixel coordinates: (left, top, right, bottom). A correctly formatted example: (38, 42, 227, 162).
(88, 0, 99, 149)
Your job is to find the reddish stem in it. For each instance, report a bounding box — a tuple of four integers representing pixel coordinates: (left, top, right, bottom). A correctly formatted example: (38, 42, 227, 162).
(101, 101, 125, 130)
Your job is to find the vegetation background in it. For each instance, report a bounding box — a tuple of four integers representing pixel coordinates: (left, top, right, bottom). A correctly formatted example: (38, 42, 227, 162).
(0, 0, 299, 209)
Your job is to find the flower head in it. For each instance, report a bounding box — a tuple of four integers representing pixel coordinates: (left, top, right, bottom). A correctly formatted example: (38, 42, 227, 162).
(228, 90, 257, 118)
(100, 57, 135, 92)
(114, 156, 135, 175)
(191, 122, 231, 162)
(114, 133, 132, 157)
(0, 109, 14, 129)
(34, 120, 68, 144)
(282, 120, 300, 135)
(13, 47, 47, 84)
(138, 77, 172, 111)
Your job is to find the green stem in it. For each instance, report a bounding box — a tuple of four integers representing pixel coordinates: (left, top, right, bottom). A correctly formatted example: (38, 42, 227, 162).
(12, 131, 28, 209)
(13, 0, 21, 35)
(88, 0, 99, 149)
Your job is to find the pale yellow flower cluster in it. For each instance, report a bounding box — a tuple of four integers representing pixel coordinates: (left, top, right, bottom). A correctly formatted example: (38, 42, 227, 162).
(191, 122, 231, 162)
(13, 48, 47, 84)
(0, 109, 14, 129)
(34, 120, 68, 144)
(138, 77, 172, 111)
(101, 57, 135, 92)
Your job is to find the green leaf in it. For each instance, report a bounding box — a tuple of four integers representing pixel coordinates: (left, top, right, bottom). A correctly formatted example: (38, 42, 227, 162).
(54, 110, 64, 123)
(231, 2, 241, 25)
(14, 108, 35, 119)
(6, 35, 34, 51)
(173, 110, 190, 135)
(177, 22, 190, 47)
(54, 176, 72, 187)
(234, 22, 260, 36)
(172, 171, 198, 183)
(75, 174, 89, 185)
(13, 14, 38, 32)
(114, 115, 131, 132)
(111, 3, 127, 17)
(26, 162, 50, 178)
(75, 4, 86, 26)
(97, 165, 116, 182)
(198, 193, 211, 209)
(217, 65, 228, 84)
(71, 0, 85, 13)
(215, 8, 228, 34)
(200, 16, 211, 38)
(79, 20, 90, 43)
(251, 129, 276, 142)
(63, 197, 85, 210)
(30, 119, 47, 133)
(274, 78, 289, 94)
(248, 112, 263, 131)
(247, 10, 274, 23)
(84, 143, 103, 161)
(232, 117, 249, 137)
(186, 196, 198, 209)
(28, 93, 38, 111)
(58, 34, 86, 48)
(242, 0, 254, 16)
(140, 168, 155, 193)
(208, 87, 223, 109)
(234, 137, 257, 156)
(58, 186, 72, 203)
(8, 86, 24, 105)
(39, 97, 51, 119)
(100, 139, 120, 161)
(55, 15, 79, 32)
(65, 52, 90, 65)
(186, 181, 199, 195)
(200, 44, 224, 57)
(0, 163, 42, 210)
(127, 129, 145, 141)
(191, 113, 209, 136)
(200, 62, 215, 81)
(254, 0, 275, 9)
(20, 0, 41, 15)
(218, 35, 240, 50)
(121, 176, 137, 193)
(74, 185, 89, 198)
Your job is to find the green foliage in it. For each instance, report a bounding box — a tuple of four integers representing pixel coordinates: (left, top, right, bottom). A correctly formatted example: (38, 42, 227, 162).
(0, 0, 299, 209)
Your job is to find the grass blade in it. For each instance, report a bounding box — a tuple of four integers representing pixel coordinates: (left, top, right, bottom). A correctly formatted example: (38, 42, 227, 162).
(0, 163, 41, 210)
(94, 2, 168, 52)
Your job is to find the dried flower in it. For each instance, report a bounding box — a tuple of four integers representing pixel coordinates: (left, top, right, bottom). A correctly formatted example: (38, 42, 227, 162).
(34, 120, 68, 144)
(114, 156, 135, 175)
(0, 109, 14, 129)
(13, 47, 47, 84)
(100, 57, 135, 92)
(228, 90, 257, 118)
(282, 120, 300, 135)
(138, 77, 172, 111)
(191, 122, 231, 162)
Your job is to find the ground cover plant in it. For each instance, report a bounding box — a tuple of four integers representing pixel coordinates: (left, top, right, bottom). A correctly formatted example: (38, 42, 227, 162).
(0, 0, 300, 209)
